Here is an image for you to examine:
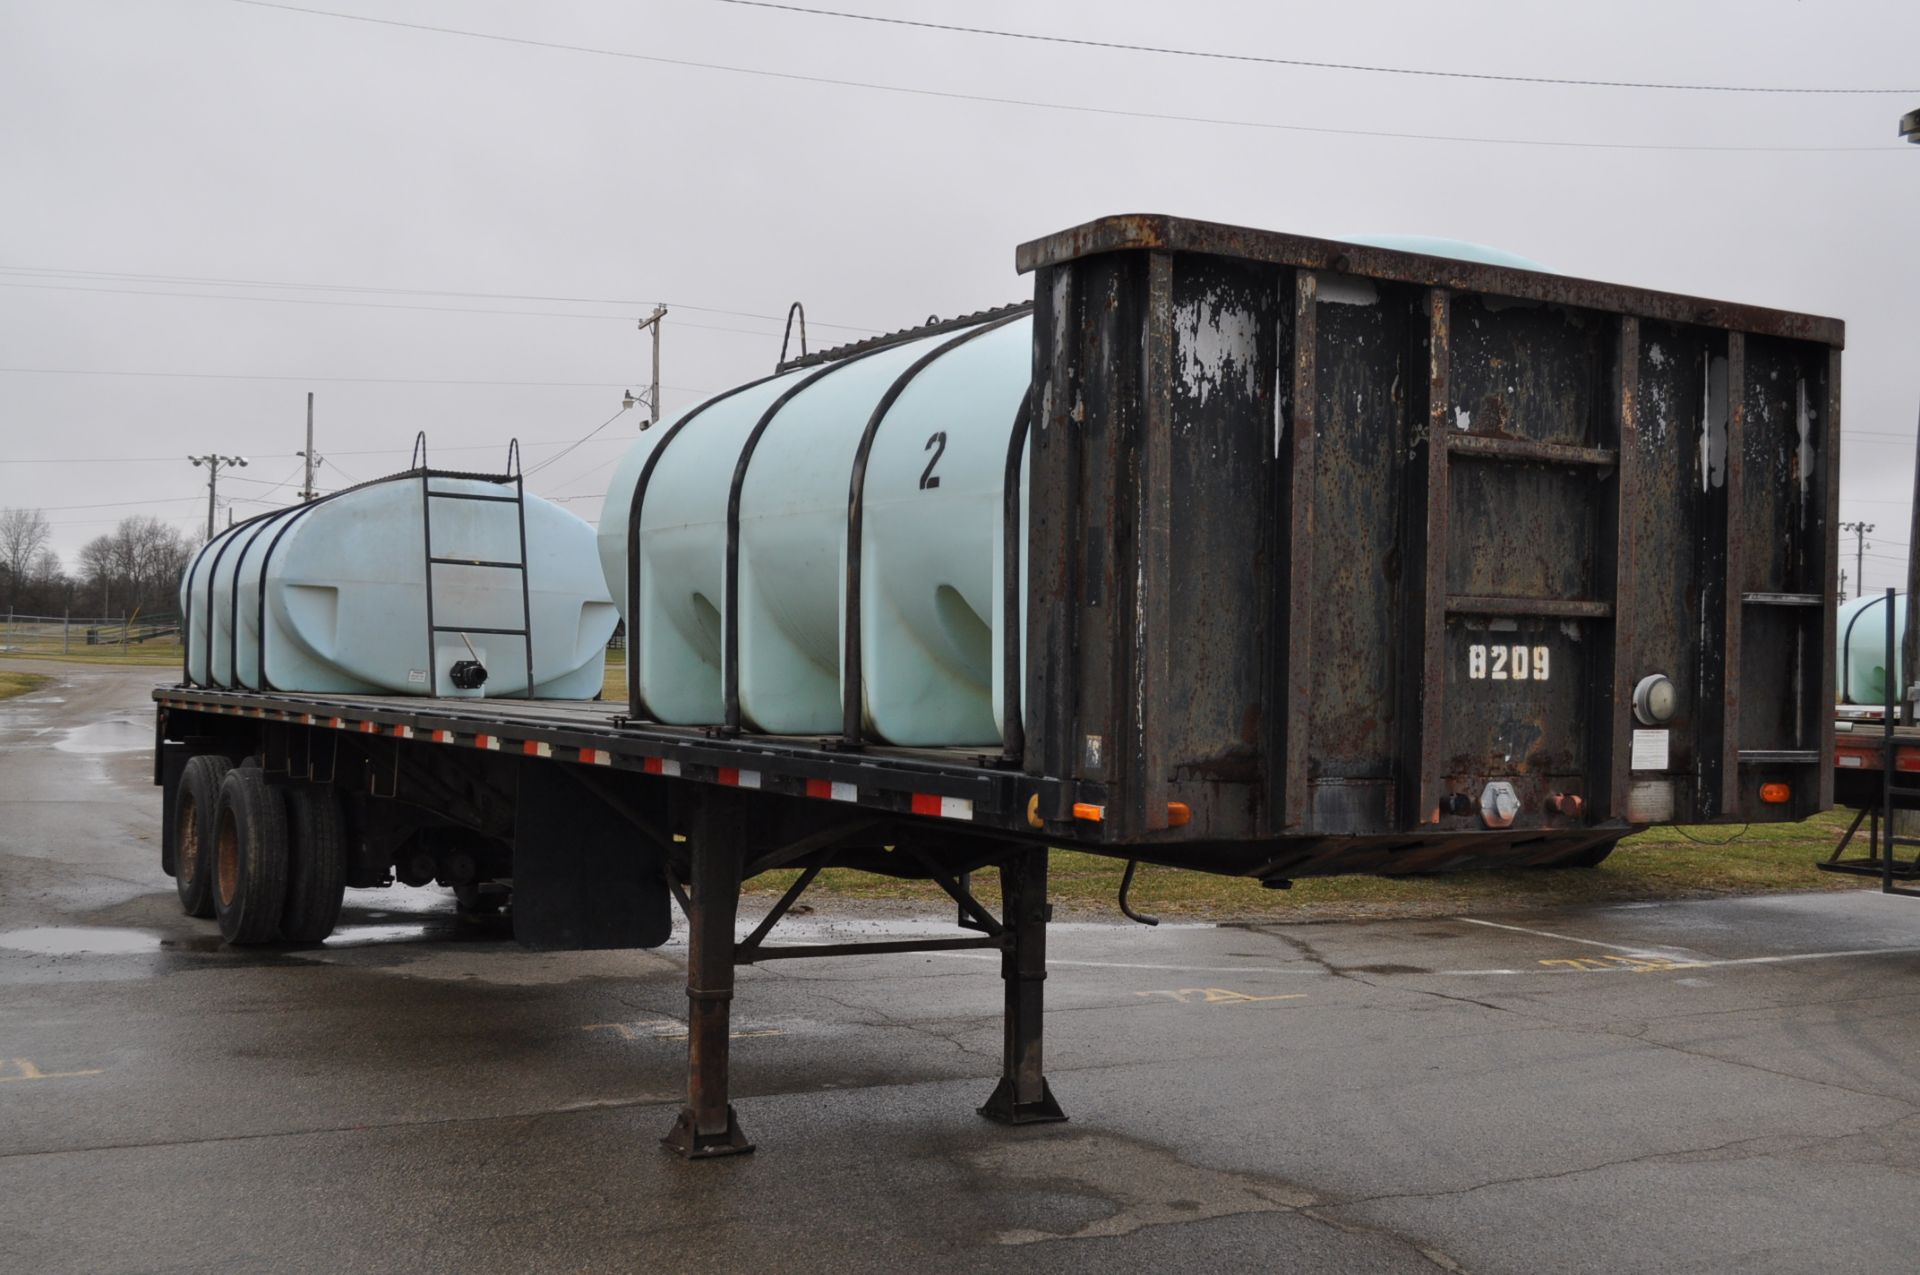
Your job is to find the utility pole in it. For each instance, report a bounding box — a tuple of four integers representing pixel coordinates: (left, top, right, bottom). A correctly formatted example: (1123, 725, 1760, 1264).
(1899, 109, 1920, 721)
(629, 306, 667, 428)
(297, 392, 320, 502)
(1841, 521, 1875, 598)
(188, 453, 248, 539)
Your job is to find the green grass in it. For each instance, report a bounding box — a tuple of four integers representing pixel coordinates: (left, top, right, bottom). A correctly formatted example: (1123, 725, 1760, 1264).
(745, 812, 1866, 920)
(0, 636, 185, 668)
(0, 671, 51, 700)
(605, 652, 1860, 917)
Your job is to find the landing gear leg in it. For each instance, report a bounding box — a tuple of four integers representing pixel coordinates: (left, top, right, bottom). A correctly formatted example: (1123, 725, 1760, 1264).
(663, 791, 754, 1158)
(979, 846, 1067, 1125)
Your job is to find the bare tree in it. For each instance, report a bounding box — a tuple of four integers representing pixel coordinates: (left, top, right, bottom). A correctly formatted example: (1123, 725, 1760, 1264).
(78, 535, 115, 615)
(0, 507, 51, 609)
(71, 516, 196, 618)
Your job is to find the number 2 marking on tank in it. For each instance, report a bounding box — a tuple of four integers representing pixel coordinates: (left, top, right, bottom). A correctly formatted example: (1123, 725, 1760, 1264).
(919, 431, 947, 489)
(1467, 644, 1550, 681)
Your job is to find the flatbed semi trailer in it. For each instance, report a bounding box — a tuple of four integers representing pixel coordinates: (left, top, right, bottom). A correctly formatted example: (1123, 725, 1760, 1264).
(153, 214, 1843, 1156)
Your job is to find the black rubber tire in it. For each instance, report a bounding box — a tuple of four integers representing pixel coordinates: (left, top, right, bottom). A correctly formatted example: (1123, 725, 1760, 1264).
(281, 786, 348, 943)
(174, 754, 233, 919)
(212, 769, 290, 945)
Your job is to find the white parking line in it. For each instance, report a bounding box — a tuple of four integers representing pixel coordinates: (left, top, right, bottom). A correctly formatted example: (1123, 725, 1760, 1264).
(1440, 946, 1920, 976)
(929, 953, 1315, 975)
(1455, 916, 1697, 957)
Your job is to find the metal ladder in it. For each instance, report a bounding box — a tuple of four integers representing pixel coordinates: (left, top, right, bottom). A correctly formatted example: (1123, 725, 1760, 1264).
(413, 433, 536, 697)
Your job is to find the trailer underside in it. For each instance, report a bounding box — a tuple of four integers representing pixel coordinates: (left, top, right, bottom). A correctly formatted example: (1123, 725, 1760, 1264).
(153, 686, 1653, 1156)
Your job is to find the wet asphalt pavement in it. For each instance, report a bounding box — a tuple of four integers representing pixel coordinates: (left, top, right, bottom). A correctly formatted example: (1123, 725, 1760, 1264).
(6, 663, 1920, 1273)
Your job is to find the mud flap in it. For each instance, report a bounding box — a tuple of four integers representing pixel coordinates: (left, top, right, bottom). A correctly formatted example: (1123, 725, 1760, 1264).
(158, 742, 189, 878)
(510, 764, 671, 950)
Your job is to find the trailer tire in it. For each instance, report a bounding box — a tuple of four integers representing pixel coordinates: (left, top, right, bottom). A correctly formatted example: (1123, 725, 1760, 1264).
(174, 754, 233, 919)
(212, 769, 289, 945)
(281, 786, 348, 943)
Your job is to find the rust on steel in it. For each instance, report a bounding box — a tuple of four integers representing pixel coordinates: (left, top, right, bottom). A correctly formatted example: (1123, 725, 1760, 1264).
(1017, 214, 1844, 348)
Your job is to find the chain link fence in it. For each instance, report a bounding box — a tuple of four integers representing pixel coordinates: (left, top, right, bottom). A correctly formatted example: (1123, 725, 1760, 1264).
(0, 611, 182, 658)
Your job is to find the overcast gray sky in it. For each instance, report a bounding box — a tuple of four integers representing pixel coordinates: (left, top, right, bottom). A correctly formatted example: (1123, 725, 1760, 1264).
(4, 0, 1918, 595)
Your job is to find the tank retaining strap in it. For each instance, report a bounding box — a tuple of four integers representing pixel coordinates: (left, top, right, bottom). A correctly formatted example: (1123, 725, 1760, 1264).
(777, 300, 1032, 373)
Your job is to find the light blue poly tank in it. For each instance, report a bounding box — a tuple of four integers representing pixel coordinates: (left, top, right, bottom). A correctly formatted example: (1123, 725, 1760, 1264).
(182, 476, 617, 698)
(598, 311, 1031, 745)
(1838, 592, 1906, 707)
(1340, 235, 1551, 273)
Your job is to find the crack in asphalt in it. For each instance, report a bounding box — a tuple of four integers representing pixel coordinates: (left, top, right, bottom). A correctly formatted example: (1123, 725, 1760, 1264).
(1243, 922, 1920, 1110)
(1251, 926, 1514, 1015)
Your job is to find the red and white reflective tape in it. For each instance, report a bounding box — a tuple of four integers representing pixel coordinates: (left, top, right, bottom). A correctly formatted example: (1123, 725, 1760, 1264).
(391, 724, 414, 739)
(359, 720, 378, 734)
(718, 767, 761, 789)
(302, 713, 316, 725)
(523, 740, 552, 758)
(642, 756, 681, 777)
(475, 734, 501, 752)
(579, 747, 612, 766)
(432, 729, 454, 744)
(329, 717, 344, 730)
(910, 793, 974, 821)
(804, 778, 858, 803)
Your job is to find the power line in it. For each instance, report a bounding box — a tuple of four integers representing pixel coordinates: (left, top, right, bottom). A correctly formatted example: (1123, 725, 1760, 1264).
(240, 464, 306, 503)
(5, 435, 638, 466)
(0, 279, 818, 339)
(713, 0, 1918, 96)
(0, 265, 880, 333)
(44, 512, 206, 529)
(524, 406, 634, 478)
(221, 0, 1902, 155)
(0, 367, 704, 392)
(32, 496, 204, 513)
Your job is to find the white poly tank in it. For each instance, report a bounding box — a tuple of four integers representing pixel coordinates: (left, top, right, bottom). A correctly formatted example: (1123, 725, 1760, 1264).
(182, 475, 617, 698)
(1838, 592, 1907, 707)
(597, 309, 1031, 745)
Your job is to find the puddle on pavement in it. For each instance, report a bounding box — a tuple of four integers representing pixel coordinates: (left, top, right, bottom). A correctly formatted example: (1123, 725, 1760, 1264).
(0, 926, 161, 955)
(53, 718, 150, 754)
(0, 907, 507, 961)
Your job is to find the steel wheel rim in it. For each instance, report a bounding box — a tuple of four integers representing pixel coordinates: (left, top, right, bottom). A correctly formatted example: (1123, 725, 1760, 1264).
(216, 809, 239, 905)
(177, 793, 200, 886)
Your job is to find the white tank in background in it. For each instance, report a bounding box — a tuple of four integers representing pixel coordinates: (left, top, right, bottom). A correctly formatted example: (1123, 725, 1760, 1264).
(1837, 592, 1907, 708)
(597, 309, 1031, 746)
(182, 475, 617, 699)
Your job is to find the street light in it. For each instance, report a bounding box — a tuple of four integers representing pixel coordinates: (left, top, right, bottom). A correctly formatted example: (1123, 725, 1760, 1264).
(188, 454, 248, 539)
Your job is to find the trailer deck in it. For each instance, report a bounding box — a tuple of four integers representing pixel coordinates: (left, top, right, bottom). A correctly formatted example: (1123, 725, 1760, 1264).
(155, 686, 1061, 838)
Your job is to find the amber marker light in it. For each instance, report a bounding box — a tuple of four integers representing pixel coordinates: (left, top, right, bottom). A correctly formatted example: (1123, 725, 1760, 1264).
(1760, 783, 1791, 804)
(1072, 803, 1105, 822)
